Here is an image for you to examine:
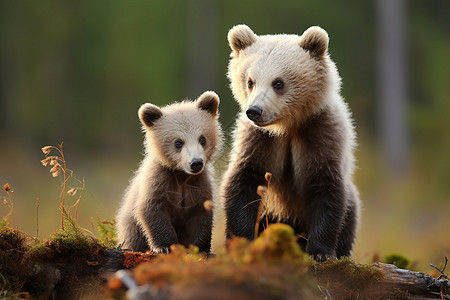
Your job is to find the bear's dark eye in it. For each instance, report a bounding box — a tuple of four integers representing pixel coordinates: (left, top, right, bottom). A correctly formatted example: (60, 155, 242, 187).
(272, 80, 284, 90)
(247, 80, 254, 89)
(175, 140, 184, 149)
(199, 136, 206, 145)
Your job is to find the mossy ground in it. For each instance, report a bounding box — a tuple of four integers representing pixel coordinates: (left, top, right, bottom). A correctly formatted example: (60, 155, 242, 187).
(106, 224, 385, 300)
(314, 256, 384, 299)
(0, 213, 106, 299)
(1, 222, 408, 299)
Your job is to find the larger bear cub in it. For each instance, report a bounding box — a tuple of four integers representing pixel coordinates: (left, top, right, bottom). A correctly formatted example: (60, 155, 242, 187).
(222, 25, 360, 261)
(116, 91, 222, 253)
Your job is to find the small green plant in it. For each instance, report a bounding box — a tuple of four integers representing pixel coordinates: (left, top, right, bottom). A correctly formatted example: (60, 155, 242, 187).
(96, 218, 117, 248)
(48, 207, 103, 255)
(0, 218, 7, 231)
(384, 253, 411, 269)
(0, 272, 17, 300)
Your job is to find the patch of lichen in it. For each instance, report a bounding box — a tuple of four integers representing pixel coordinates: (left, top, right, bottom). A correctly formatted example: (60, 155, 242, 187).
(315, 256, 384, 296)
(123, 250, 157, 268)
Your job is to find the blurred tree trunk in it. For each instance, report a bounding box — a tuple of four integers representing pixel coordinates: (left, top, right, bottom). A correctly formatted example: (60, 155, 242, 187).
(376, 0, 409, 175)
(186, 0, 219, 99)
(0, 1, 16, 136)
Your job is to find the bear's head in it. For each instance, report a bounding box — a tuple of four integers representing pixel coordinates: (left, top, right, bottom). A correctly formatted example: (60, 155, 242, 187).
(138, 91, 222, 175)
(228, 25, 340, 135)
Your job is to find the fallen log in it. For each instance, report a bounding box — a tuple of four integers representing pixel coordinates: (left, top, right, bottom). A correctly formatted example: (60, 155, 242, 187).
(366, 262, 450, 299)
(102, 250, 450, 300)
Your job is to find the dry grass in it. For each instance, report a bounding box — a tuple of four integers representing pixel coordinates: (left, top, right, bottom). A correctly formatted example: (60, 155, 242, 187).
(1, 183, 14, 229)
(41, 142, 88, 230)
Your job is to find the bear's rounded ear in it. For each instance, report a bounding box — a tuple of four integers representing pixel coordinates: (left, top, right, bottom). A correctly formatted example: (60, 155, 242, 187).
(197, 91, 220, 116)
(299, 26, 329, 59)
(138, 103, 163, 127)
(228, 24, 257, 54)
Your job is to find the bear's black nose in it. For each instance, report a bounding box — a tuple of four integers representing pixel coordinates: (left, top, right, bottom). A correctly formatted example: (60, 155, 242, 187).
(246, 106, 263, 121)
(190, 158, 204, 173)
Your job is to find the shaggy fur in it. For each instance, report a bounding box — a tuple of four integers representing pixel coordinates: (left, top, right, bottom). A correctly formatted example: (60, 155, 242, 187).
(222, 25, 360, 261)
(116, 91, 223, 253)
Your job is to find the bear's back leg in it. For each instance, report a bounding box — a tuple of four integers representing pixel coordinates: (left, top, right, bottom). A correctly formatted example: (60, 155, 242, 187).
(335, 187, 359, 258)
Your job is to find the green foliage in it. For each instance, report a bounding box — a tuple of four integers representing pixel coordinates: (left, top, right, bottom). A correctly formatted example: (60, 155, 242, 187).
(0, 219, 8, 231)
(384, 253, 411, 270)
(47, 207, 103, 255)
(96, 217, 117, 248)
(226, 223, 310, 266)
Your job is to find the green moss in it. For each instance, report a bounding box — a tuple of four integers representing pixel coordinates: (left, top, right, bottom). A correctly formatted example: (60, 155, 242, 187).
(28, 243, 46, 256)
(384, 254, 411, 269)
(226, 223, 311, 267)
(46, 207, 104, 256)
(49, 231, 94, 254)
(315, 256, 384, 293)
(0, 218, 8, 231)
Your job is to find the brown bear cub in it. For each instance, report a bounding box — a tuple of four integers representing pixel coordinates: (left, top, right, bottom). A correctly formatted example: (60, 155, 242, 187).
(222, 25, 361, 261)
(116, 91, 223, 253)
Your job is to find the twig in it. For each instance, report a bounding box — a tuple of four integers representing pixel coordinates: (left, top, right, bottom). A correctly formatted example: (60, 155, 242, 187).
(254, 172, 273, 239)
(3, 183, 14, 229)
(60, 142, 66, 230)
(430, 257, 448, 280)
(36, 198, 39, 239)
(254, 199, 263, 239)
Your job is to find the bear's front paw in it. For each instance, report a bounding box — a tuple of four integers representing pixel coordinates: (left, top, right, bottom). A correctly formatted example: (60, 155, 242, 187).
(306, 244, 336, 262)
(152, 247, 170, 254)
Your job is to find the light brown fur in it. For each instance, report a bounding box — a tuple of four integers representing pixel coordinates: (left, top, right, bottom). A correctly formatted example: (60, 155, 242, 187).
(116, 91, 223, 253)
(222, 25, 360, 261)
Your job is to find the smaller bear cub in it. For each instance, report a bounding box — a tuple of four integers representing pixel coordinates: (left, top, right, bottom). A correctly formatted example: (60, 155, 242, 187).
(116, 91, 222, 253)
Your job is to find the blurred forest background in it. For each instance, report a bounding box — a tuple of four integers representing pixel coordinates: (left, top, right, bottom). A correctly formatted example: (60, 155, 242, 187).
(0, 0, 449, 271)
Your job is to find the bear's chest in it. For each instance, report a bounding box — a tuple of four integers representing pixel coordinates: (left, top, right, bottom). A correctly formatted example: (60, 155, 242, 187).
(259, 137, 308, 220)
(263, 136, 306, 187)
(165, 174, 205, 218)
(170, 183, 197, 209)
